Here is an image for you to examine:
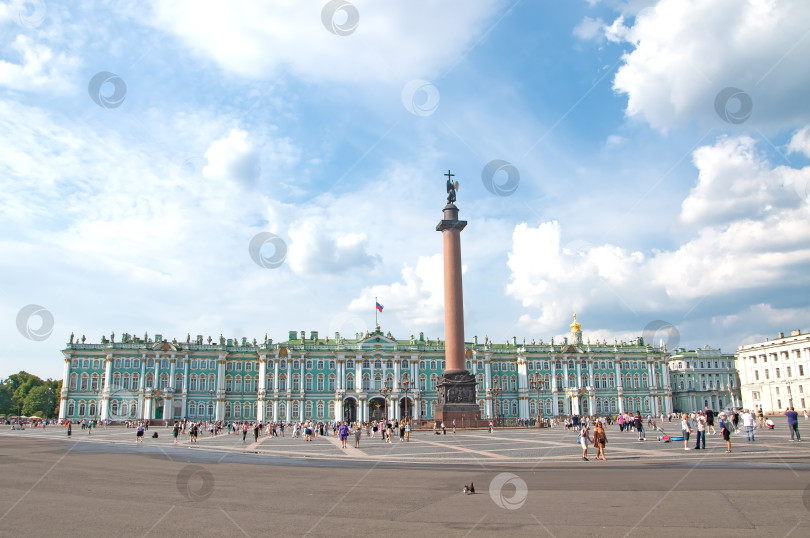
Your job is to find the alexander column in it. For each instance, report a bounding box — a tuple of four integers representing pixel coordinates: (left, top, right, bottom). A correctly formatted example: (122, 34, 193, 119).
(435, 171, 480, 426)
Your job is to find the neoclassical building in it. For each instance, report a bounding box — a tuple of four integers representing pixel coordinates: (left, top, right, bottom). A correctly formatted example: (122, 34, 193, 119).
(667, 346, 742, 412)
(59, 316, 674, 423)
(736, 329, 810, 413)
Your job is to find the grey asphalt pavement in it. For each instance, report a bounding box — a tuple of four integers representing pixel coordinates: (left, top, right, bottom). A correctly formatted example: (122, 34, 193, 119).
(1, 417, 808, 536)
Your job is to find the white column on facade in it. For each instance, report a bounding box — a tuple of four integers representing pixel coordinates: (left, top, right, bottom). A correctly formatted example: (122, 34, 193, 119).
(169, 356, 176, 390)
(274, 357, 280, 391)
(99, 353, 113, 422)
(216, 353, 226, 421)
(257, 353, 267, 421)
(356, 360, 362, 392)
(484, 357, 493, 417)
(287, 360, 292, 393)
(616, 359, 624, 414)
(182, 355, 189, 419)
(58, 354, 71, 421)
(273, 399, 279, 421)
(576, 361, 582, 389)
(517, 356, 529, 419)
(394, 357, 401, 389)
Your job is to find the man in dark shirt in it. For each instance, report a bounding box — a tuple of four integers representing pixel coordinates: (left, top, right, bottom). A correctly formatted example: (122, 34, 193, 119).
(705, 406, 716, 435)
(786, 407, 801, 441)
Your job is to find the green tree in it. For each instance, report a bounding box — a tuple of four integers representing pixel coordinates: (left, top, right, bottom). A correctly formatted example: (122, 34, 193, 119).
(22, 385, 58, 418)
(0, 383, 13, 415)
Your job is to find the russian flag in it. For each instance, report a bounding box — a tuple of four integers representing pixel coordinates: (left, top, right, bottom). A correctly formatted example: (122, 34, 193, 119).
(376, 302, 384, 312)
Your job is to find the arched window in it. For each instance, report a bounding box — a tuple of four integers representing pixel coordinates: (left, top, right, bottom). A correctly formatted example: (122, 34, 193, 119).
(317, 401, 324, 418)
(374, 373, 382, 390)
(419, 375, 426, 391)
(642, 374, 648, 388)
(225, 402, 232, 418)
(145, 374, 154, 389)
(328, 375, 335, 391)
(581, 374, 588, 388)
(80, 374, 89, 391)
(292, 374, 300, 391)
(161, 358, 169, 370)
(67, 401, 75, 416)
(430, 374, 438, 391)
(175, 373, 183, 389)
(292, 401, 299, 418)
(328, 401, 335, 419)
(374, 360, 382, 369)
(208, 374, 215, 390)
(69, 373, 78, 391)
(362, 360, 370, 368)
(346, 374, 354, 391)
(305, 401, 313, 417)
(362, 374, 370, 390)
(130, 401, 137, 417)
(225, 376, 233, 392)
(556, 374, 563, 390)
(147, 358, 154, 368)
(111, 400, 119, 416)
(78, 401, 86, 416)
(243, 402, 251, 418)
(305, 375, 312, 391)
(266, 405, 274, 419)
(160, 373, 169, 389)
(317, 374, 325, 392)
(112, 373, 121, 389)
(346, 359, 354, 369)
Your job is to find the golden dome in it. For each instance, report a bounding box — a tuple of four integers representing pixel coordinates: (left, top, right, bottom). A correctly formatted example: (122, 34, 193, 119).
(570, 313, 581, 332)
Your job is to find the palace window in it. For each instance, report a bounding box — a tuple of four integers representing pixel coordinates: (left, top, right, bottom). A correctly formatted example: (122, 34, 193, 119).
(386, 360, 393, 369)
(306, 360, 313, 370)
(328, 375, 335, 391)
(292, 374, 300, 391)
(293, 360, 300, 370)
(317, 375, 325, 392)
(346, 360, 354, 369)
(402, 360, 409, 369)
(346, 375, 354, 391)
(318, 360, 324, 370)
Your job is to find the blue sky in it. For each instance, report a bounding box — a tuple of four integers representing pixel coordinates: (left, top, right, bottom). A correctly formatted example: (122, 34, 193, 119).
(2, 0, 809, 380)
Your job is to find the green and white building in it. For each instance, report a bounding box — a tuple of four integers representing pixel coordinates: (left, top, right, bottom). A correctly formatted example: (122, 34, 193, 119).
(59, 315, 674, 423)
(667, 346, 742, 412)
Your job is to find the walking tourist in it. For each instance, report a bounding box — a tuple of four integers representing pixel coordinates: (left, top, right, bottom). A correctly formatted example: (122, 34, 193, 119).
(593, 421, 607, 460)
(786, 407, 801, 441)
(681, 414, 692, 450)
(742, 409, 755, 441)
(694, 412, 707, 450)
(580, 422, 591, 461)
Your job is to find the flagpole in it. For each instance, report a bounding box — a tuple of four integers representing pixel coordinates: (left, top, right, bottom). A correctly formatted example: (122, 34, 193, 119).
(375, 296, 378, 327)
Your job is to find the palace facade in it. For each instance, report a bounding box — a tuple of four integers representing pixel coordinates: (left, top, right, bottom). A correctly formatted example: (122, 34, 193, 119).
(736, 329, 810, 413)
(667, 346, 742, 412)
(59, 316, 675, 423)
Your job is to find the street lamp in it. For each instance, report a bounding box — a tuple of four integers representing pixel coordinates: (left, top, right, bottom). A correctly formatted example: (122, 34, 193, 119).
(401, 376, 411, 423)
(379, 381, 393, 422)
(491, 386, 502, 428)
(529, 378, 544, 427)
(208, 389, 214, 423)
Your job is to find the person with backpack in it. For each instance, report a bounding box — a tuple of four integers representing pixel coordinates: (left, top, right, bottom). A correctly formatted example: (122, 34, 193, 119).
(579, 422, 592, 461)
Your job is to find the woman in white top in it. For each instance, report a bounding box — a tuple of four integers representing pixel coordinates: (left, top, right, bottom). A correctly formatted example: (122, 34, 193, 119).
(681, 414, 692, 450)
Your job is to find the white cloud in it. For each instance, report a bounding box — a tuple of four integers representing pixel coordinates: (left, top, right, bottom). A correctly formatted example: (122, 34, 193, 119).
(286, 218, 380, 275)
(203, 129, 261, 188)
(610, 0, 810, 130)
(506, 132, 810, 333)
(0, 34, 79, 93)
(348, 254, 449, 329)
(573, 16, 605, 41)
(143, 0, 504, 84)
(679, 136, 802, 226)
(788, 126, 810, 158)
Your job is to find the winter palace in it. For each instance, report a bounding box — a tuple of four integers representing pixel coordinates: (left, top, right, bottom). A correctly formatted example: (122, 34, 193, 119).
(59, 315, 678, 424)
